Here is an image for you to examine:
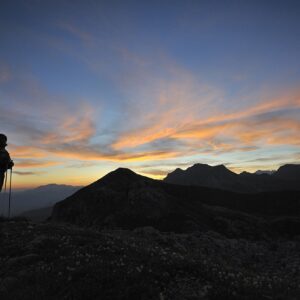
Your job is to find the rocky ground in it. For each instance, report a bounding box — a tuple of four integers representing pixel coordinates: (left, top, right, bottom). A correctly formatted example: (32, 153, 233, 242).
(0, 218, 300, 300)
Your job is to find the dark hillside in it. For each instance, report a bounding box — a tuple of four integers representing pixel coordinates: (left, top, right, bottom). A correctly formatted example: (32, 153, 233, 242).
(51, 168, 300, 237)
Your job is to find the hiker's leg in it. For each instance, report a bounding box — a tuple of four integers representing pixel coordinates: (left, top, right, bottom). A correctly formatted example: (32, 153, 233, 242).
(0, 172, 4, 192)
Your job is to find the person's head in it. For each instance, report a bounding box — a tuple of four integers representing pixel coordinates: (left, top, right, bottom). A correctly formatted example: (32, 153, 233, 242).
(0, 133, 7, 148)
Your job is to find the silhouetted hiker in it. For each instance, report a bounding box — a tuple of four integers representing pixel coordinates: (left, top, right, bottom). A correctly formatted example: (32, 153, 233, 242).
(0, 134, 14, 192)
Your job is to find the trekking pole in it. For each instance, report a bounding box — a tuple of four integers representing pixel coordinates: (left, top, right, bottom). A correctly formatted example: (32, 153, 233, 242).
(4, 170, 8, 194)
(1, 171, 8, 217)
(8, 168, 12, 219)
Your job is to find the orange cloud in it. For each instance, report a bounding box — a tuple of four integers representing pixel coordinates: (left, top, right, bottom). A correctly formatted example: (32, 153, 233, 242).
(112, 74, 222, 149)
(173, 122, 233, 140)
(50, 147, 181, 162)
(112, 127, 176, 150)
(16, 160, 61, 168)
(40, 105, 96, 144)
(111, 88, 300, 154)
(138, 168, 169, 177)
(10, 145, 47, 159)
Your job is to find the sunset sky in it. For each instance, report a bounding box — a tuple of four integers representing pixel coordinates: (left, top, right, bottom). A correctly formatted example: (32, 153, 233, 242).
(1, 0, 300, 189)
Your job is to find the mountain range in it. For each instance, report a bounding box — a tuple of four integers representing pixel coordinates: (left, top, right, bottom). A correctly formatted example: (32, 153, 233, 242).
(164, 163, 300, 193)
(51, 167, 300, 237)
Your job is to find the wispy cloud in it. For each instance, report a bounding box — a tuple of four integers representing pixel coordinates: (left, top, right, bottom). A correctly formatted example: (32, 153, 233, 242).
(40, 105, 96, 144)
(111, 83, 300, 156)
(56, 22, 95, 47)
(14, 171, 43, 176)
(15, 160, 61, 168)
(112, 70, 223, 150)
(10, 145, 47, 159)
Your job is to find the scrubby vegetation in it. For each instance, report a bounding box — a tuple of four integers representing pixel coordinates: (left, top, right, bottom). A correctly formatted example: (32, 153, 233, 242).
(1, 218, 299, 299)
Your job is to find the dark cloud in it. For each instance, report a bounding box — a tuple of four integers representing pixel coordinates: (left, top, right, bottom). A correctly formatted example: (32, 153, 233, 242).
(13, 171, 42, 176)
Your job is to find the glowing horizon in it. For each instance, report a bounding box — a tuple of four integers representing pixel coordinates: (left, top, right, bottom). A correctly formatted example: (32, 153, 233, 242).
(1, 1, 300, 189)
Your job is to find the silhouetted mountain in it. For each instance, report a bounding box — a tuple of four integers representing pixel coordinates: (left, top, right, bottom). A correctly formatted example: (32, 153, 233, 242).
(0, 184, 81, 216)
(275, 164, 300, 181)
(164, 163, 300, 192)
(52, 168, 191, 232)
(164, 163, 253, 192)
(51, 168, 300, 237)
(254, 170, 275, 175)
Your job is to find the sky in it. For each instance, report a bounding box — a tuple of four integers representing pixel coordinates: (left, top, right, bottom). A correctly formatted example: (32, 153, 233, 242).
(0, 0, 300, 189)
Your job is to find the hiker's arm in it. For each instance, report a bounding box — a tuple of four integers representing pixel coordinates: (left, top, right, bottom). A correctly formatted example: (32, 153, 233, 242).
(7, 153, 14, 169)
(8, 160, 14, 169)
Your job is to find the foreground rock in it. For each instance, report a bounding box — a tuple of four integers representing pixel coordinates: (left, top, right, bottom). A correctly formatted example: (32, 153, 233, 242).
(0, 218, 300, 299)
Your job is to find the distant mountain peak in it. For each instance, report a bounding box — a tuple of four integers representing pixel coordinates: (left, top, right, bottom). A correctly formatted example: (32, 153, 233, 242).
(189, 163, 228, 170)
(34, 184, 81, 191)
(111, 167, 137, 176)
(277, 164, 300, 171)
(240, 171, 251, 176)
(189, 163, 210, 169)
(173, 167, 183, 173)
(99, 168, 140, 181)
(35, 183, 61, 189)
(92, 168, 151, 189)
(216, 164, 227, 169)
(215, 164, 230, 171)
(187, 163, 234, 175)
(254, 170, 275, 175)
(164, 162, 241, 191)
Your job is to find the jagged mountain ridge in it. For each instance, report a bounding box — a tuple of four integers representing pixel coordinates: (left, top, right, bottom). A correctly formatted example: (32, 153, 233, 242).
(51, 168, 300, 235)
(164, 163, 251, 192)
(164, 163, 300, 192)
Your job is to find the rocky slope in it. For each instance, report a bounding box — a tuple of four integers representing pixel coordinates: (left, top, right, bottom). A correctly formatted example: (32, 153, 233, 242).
(0, 218, 300, 300)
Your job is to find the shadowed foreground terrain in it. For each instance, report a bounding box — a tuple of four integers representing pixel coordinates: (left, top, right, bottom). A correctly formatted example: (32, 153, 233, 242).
(1, 167, 300, 299)
(0, 218, 300, 300)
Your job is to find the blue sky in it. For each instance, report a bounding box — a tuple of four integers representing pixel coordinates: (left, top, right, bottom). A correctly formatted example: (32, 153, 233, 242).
(0, 0, 300, 188)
